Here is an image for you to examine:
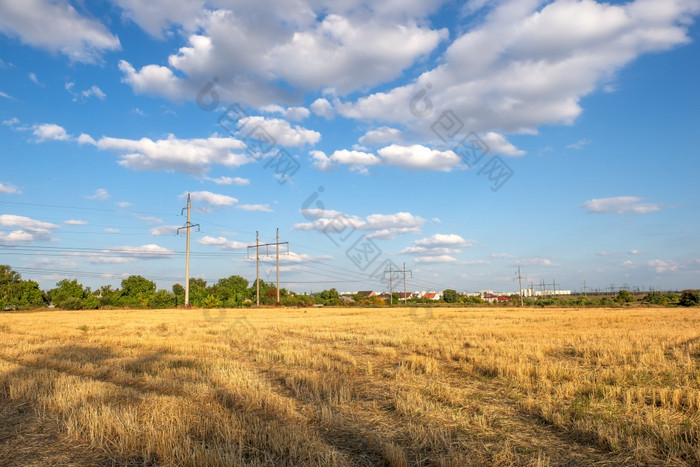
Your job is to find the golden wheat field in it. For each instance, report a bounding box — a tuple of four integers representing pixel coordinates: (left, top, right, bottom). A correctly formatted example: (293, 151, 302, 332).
(0, 307, 698, 466)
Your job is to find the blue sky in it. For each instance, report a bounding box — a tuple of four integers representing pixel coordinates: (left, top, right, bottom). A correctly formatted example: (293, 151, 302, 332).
(1, 0, 699, 294)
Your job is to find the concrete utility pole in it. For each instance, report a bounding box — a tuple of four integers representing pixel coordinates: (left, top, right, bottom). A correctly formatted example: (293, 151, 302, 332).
(552, 279, 557, 296)
(177, 193, 199, 307)
(247, 230, 289, 306)
(516, 267, 524, 306)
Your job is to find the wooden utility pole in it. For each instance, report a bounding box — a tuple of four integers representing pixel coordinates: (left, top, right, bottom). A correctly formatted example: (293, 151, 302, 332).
(177, 193, 199, 307)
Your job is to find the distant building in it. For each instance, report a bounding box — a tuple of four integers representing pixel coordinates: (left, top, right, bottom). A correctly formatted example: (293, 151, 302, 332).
(357, 291, 376, 298)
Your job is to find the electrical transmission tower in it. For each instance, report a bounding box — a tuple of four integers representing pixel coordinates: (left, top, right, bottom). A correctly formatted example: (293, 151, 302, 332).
(177, 193, 200, 307)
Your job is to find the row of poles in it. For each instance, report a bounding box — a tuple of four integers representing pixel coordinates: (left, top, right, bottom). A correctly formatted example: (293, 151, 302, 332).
(178, 193, 288, 307)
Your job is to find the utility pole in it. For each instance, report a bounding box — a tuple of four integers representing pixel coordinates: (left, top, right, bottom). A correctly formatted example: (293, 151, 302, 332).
(177, 193, 199, 307)
(387, 263, 393, 305)
(516, 267, 524, 306)
(247, 230, 289, 306)
(385, 263, 412, 305)
(583, 280, 587, 297)
(403, 263, 407, 303)
(552, 278, 556, 297)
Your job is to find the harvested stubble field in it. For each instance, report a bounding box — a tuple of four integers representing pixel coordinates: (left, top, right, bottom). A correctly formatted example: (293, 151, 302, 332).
(0, 307, 699, 466)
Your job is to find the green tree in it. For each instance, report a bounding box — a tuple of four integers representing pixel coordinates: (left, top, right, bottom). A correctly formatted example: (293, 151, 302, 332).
(49, 279, 88, 310)
(150, 289, 177, 309)
(315, 288, 340, 306)
(188, 278, 209, 307)
(118, 275, 156, 308)
(679, 290, 699, 307)
(442, 289, 459, 303)
(616, 290, 635, 303)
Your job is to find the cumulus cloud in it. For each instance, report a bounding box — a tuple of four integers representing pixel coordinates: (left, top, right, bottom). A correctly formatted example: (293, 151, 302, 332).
(402, 233, 475, 262)
(377, 145, 462, 171)
(237, 204, 273, 212)
(294, 210, 425, 239)
(310, 98, 334, 119)
(86, 188, 110, 200)
(648, 259, 679, 273)
(518, 257, 556, 266)
(197, 236, 247, 250)
(184, 191, 237, 207)
(0, 182, 20, 194)
(97, 134, 248, 175)
(238, 116, 320, 147)
(63, 219, 87, 226)
(117, 6, 446, 105)
(337, 0, 700, 137)
(33, 123, 70, 142)
(86, 244, 174, 264)
(580, 196, 661, 214)
(311, 149, 380, 172)
(206, 176, 249, 186)
(149, 225, 180, 236)
(0, 0, 121, 62)
(0, 214, 59, 242)
(358, 126, 403, 146)
(260, 105, 310, 121)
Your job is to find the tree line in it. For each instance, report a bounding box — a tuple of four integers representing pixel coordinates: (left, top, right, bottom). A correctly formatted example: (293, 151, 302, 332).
(1, 265, 698, 310)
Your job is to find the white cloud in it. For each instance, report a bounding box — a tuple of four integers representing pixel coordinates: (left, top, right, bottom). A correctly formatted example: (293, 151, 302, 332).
(359, 126, 402, 146)
(77, 133, 96, 145)
(0, 0, 120, 63)
(338, 0, 700, 138)
(115, 201, 131, 208)
(377, 145, 462, 171)
(0, 182, 20, 194)
(294, 210, 425, 239)
(33, 123, 69, 142)
(81, 85, 106, 100)
(96, 134, 248, 175)
(0, 91, 15, 100)
(118, 8, 446, 106)
(519, 257, 555, 266)
(648, 259, 679, 273)
(63, 219, 87, 226)
(0, 214, 59, 242)
(402, 233, 475, 260)
(197, 236, 247, 250)
(629, 249, 641, 255)
(491, 253, 516, 259)
(87, 244, 174, 264)
(237, 204, 273, 212)
(28, 72, 39, 85)
(87, 188, 110, 200)
(414, 255, 460, 264)
(311, 149, 380, 172)
(238, 116, 320, 147)
(150, 225, 180, 236)
(185, 191, 237, 207)
(482, 132, 525, 156)
(210, 176, 249, 186)
(310, 98, 334, 119)
(566, 139, 591, 150)
(260, 105, 310, 121)
(104, 228, 120, 233)
(415, 233, 475, 248)
(581, 196, 661, 214)
(2, 117, 19, 126)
